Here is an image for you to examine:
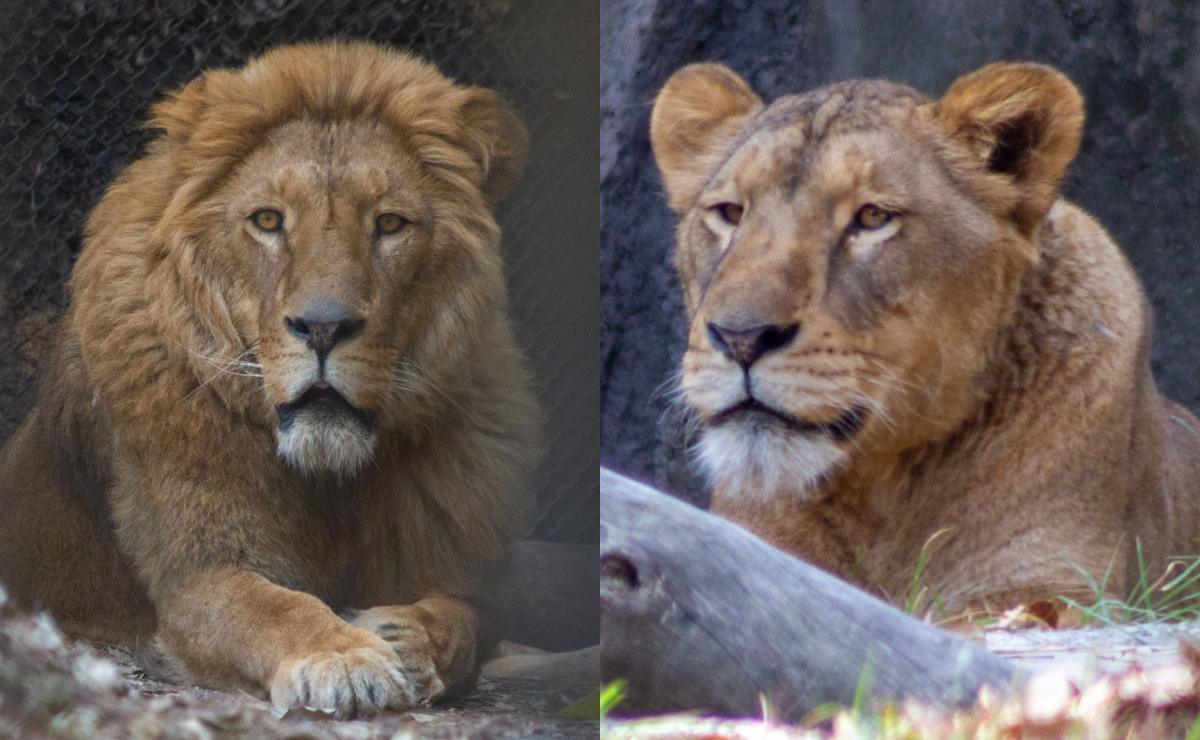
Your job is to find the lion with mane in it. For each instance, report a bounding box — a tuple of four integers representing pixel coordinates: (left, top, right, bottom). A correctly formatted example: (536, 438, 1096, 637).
(0, 41, 539, 717)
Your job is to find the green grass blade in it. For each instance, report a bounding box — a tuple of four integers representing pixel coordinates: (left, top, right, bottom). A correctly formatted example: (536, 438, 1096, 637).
(599, 680, 626, 719)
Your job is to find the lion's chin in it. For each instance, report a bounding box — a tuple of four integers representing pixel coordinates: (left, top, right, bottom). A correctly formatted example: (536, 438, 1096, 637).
(697, 423, 846, 501)
(275, 388, 377, 478)
(276, 414, 376, 478)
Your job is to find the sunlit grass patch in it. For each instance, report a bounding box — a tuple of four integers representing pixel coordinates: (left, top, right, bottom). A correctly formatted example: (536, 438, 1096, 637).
(599, 679, 626, 718)
(901, 533, 1200, 630)
(1061, 543, 1200, 626)
(902, 528, 951, 620)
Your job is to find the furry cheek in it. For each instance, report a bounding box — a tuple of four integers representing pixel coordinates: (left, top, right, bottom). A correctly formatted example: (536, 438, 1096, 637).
(750, 369, 866, 422)
(681, 351, 744, 415)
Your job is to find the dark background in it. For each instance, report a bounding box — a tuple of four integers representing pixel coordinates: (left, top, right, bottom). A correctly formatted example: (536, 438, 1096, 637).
(0, 0, 599, 544)
(602, 0, 1200, 504)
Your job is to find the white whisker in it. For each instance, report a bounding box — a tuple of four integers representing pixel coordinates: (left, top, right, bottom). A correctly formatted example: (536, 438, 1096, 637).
(172, 339, 263, 401)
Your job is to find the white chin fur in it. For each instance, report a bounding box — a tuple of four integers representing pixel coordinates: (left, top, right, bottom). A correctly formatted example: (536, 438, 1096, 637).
(276, 415, 375, 478)
(697, 423, 846, 501)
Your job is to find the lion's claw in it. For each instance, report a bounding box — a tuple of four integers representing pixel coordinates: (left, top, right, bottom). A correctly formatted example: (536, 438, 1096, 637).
(353, 609, 446, 702)
(270, 643, 423, 719)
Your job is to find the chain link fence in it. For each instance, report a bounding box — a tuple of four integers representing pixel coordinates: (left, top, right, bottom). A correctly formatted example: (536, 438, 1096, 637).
(0, 0, 599, 543)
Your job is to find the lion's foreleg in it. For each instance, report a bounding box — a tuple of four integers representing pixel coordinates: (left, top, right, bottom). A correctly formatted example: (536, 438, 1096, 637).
(350, 595, 481, 698)
(155, 568, 440, 717)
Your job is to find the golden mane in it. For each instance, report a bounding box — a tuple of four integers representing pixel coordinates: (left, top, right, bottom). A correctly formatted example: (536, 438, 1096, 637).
(149, 41, 526, 217)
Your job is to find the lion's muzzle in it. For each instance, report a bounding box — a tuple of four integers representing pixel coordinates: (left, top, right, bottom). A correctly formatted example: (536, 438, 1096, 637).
(284, 303, 366, 369)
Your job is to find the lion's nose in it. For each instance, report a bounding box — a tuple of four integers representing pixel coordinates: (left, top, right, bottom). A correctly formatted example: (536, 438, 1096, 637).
(707, 321, 799, 369)
(285, 307, 366, 362)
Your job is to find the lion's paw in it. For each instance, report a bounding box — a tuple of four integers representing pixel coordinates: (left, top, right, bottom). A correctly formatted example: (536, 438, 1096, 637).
(270, 641, 432, 719)
(351, 609, 445, 703)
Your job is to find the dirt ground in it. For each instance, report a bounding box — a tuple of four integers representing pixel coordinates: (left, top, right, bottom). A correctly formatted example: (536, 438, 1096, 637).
(0, 590, 597, 740)
(11, 575, 1200, 739)
(986, 620, 1200, 678)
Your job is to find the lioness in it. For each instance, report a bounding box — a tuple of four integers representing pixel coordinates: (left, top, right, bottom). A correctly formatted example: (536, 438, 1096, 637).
(650, 61, 1200, 614)
(0, 42, 539, 716)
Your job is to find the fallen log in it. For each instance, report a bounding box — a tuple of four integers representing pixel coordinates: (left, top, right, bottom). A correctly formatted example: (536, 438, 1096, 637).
(600, 468, 1018, 720)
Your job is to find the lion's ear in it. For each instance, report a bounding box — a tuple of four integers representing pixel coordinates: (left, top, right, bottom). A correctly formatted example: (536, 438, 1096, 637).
(651, 63, 762, 212)
(936, 62, 1084, 234)
(149, 74, 212, 141)
(458, 88, 528, 205)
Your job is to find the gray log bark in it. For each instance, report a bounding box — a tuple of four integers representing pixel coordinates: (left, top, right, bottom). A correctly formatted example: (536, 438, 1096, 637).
(600, 468, 1018, 720)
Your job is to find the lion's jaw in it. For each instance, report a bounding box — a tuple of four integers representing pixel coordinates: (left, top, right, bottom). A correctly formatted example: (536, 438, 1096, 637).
(696, 422, 847, 501)
(275, 383, 378, 478)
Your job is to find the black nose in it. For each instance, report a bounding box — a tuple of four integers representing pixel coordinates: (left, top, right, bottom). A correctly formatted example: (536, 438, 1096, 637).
(707, 322, 800, 369)
(285, 310, 365, 361)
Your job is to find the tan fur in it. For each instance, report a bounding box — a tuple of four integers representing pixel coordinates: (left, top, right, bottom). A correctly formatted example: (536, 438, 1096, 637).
(651, 61, 1200, 613)
(0, 41, 539, 717)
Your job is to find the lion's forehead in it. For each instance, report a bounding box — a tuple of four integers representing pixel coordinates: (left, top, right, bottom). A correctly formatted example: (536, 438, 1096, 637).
(710, 79, 926, 184)
(267, 160, 392, 201)
(710, 81, 932, 198)
(751, 80, 929, 140)
(247, 119, 416, 197)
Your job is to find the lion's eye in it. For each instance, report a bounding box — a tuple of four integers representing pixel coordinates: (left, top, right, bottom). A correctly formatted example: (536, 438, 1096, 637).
(710, 202, 744, 226)
(854, 204, 893, 230)
(376, 213, 409, 236)
(250, 209, 283, 233)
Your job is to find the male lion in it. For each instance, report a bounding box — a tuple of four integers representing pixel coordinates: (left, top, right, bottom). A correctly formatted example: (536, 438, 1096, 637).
(0, 42, 539, 717)
(650, 61, 1200, 615)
